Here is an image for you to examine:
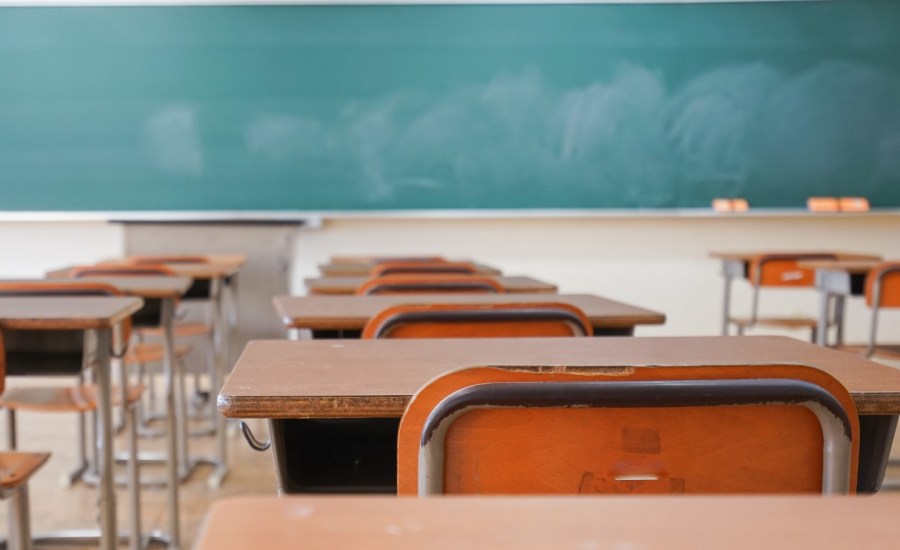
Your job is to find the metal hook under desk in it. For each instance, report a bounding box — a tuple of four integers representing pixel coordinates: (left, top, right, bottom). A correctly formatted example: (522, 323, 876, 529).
(240, 421, 271, 452)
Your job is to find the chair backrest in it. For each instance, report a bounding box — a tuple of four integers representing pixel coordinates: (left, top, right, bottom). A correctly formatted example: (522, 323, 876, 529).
(69, 264, 177, 278)
(128, 255, 209, 265)
(0, 329, 5, 395)
(749, 254, 838, 288)
(371, 256, 446, 264)
(398, 365, 858, 496)
(357, 275, 504, 296)
(0, 282, 131, 375)
(362, 303, 593, 339)
(371, 262, 478, 277)
(866, 262, 900, 309)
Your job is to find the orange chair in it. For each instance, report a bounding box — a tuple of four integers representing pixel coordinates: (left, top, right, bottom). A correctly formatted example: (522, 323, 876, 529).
(857, 262, 900, 359)
(128, 255, 210, 265)
(0, 283, 156, 481)
(728, 253, 838, 341)
(371, 261, 478, 277)
(362, 303, 593, 339)
(0, 329, 51, 550)
(398, 365, 858, 496)
(357, 275, 504, 296)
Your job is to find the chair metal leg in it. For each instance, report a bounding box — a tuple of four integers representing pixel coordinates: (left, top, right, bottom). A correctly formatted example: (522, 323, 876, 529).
(6, 409, 16, 449)
(9, 485, 33, 550)
(126, 404, 142, 550)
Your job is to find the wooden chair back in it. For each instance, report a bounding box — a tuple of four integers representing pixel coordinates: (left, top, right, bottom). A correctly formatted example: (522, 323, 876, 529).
(69, 264, 177, 278)
(128, 255, 209, 265)
(371, 256, 446, 264)
(372, 262, 478, 277)
(362, 303, 593, 339)
(357, 275, 504, 296)
(0, 329, 5, 395)
(749, 254, 838, 287)
(398, 365, 858, 496)
(866, 262, 900, 308)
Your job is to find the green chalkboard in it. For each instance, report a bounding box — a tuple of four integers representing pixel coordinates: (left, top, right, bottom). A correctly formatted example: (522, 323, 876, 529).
(1, 2, 900, 211)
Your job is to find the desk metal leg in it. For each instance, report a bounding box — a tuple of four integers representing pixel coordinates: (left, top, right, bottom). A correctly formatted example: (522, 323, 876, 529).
(721, 271, 733, 336)
(161, 297, 182, 550)
(206, 276, 229, 489)
(92, 328, 117, 550)
(834, 295, 847, 346)
(816, 291, 831, 346)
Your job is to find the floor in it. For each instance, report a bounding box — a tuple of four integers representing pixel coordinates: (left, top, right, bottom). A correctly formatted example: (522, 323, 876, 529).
(0, 377, 275, 548)
(3, 367, 900, 549)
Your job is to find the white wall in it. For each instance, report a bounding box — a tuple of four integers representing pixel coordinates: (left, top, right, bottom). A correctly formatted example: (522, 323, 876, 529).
(2, 215, 899, 344)
(293, 213, 900, 342)
(0, 222, 123, 277)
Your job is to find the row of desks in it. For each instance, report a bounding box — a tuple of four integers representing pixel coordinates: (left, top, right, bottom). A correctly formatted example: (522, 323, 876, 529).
(1, 254, 246, 550)
(218, 254, 900, 496)
(219, 336, 900, 494)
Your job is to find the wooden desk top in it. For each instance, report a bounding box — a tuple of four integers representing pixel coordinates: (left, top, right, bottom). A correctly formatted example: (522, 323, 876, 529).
(48, 256, 244, 281)
(319, 261, 502, 277)
(0, 297, 143, 330)
(330, 255, 453, 264)
(219, 336, 900, 419)
(272, 293, 666, 330)
(5, 277, 192, 299)
(798, 260, 883, 274)
(195, 494, 900, 550)
(710, 251, 882, 262)
(304, 275, 557, 296)
(117, 254, 247, 267)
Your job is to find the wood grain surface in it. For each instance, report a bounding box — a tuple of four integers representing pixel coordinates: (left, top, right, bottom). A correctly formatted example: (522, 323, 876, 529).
(273, 293, 665, 330)
(195, 494, 900, 550)
(219, 335, 900, 418)
(0, 297, 143, 329)
(304, 275, 558, 295)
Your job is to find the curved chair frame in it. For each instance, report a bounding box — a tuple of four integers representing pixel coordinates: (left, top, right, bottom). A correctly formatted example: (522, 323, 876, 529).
(69, 264, 178, 278)
(362, 303, 593, 339)
(357, 275, 504, 296)
(371, 262, 478, 277)
(128, 255, 209, 265)
(864, 262, 900, 357)
(399, 365, 858, 496)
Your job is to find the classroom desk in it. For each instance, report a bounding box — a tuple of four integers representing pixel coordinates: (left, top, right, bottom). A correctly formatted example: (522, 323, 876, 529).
(0, 296, 143, 550)
(273, 293, 666, 338)
(709, 251, 881, 335)
(13, 276, 191, 548)
(219, 336, 900, 494)
(319, 261, 502, 277)
(796, 260, 882, 347)
(195, 494, 900, 550)
(304, 275, 557, 296)
(48, 259, 243, 490)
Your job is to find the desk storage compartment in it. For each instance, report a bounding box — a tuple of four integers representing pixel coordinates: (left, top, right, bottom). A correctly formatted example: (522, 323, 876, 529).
(5, 328, 86, 376)
(271, 418, 399, 493)
(132, 297, 163, 328)
(183, 279, 211, 301)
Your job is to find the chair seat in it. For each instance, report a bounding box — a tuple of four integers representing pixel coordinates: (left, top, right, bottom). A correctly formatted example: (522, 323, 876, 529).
(0, 452, 50, 492)
(136, 323, 212, 339)
(123, 343, 191, 365)
(836, 344, 900, 361)
(730, 316, 818, 329)
(0, 384, 144, 413)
